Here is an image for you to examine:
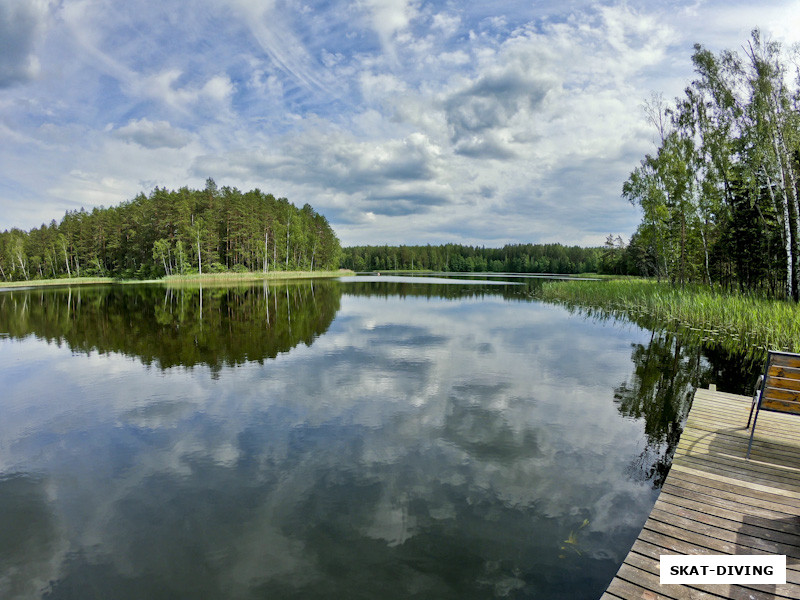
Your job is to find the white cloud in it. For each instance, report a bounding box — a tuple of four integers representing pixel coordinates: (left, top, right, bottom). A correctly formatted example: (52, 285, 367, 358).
(115, 118, 191, 149)
(227, 0, 333, 93)
(0, 0, 49, 87)
(0, 0, 794, 246)
(431, 11, 460, 37)
(358, 0, 420, 59)
(132, 70, 235, 113)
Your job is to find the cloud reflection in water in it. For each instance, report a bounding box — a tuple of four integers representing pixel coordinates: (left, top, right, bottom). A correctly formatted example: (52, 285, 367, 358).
(0, 282, 666, 599)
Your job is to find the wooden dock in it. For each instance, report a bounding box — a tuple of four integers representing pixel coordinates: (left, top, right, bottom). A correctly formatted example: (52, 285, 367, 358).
(601, 387, 800, 600)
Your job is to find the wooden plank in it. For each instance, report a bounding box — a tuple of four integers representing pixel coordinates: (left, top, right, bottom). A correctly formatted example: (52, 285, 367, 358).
(766, 375, 800, 391)
(614, 563, 718, 600)
(681, 423, 800, 450)
(647, 507, 800, 556)
(664, 471, 800, 514)
(605, 575, 678, 600)
(674, 434, 800, 472)
(685, 402, 800, 430)
(768, 366, 800, 380)
(634, 533, 800, 576)
(631, 541, 800, 596)
(673, 445, 800, 484)
(624, 549, 800, 600)
(673, 441, 800, 472)
(680, 425, 800, 451)
(672, 454, 800, 494)
(604, 387, 800, 599)
(662, 481, 800, 523)
(670, 463, 800, 508)
(650, 499, 800, 549)
(668, 462, 800, 500)
(676, 429, 800, 463)
(770, 353, 800, 369)
(762, 396, 800, 413)
(657, 489, 800, 535)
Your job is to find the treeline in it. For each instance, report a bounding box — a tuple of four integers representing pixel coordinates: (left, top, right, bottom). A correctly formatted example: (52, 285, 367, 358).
(341, 243, 606, 274)
(619, 30, 800, 299)
(0, 179, 341, 281)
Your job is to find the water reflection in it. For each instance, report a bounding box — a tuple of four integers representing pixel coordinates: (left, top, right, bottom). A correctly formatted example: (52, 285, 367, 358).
(0, 282, 339, 373)
(0, 474, 66, 599)
(0, 280, 731, 599)
(613, 332, 708, 487)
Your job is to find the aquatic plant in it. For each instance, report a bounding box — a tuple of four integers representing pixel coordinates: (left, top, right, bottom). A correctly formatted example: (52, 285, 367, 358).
(537, 279, 800, 360)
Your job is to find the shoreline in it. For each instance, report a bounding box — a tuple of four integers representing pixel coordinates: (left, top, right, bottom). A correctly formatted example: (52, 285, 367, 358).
(538, 277, 798, 357)
(0, 270, 354, 290)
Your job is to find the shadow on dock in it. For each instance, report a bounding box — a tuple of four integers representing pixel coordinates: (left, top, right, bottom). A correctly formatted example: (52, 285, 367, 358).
(602, 387, 800, 600)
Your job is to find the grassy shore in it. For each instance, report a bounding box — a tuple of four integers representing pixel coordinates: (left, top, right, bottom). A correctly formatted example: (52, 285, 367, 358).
(0, 277, 116, 288)
(163, 270, 351, 284)
(0, 270, 353, 290)
(538, 278, 800, 356)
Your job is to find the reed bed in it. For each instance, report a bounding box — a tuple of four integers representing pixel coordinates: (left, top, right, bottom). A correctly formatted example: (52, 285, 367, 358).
(538, 278, 800, 356)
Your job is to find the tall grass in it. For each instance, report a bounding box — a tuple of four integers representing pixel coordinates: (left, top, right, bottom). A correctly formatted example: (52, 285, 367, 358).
(538, 278, 800, 357)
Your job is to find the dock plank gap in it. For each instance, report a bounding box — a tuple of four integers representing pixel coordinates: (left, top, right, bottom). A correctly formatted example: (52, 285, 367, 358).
(601, 387, 800, 600)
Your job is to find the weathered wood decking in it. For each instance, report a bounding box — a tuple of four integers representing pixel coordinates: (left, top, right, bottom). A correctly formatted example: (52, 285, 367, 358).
(602, 387, 800, 600)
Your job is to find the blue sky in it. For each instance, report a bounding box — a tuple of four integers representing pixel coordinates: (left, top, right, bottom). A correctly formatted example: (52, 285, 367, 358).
(1, 0, 799, 246)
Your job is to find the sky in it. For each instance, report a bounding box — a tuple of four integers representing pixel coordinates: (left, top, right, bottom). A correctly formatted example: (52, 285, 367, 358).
(1, 0, 799, 247)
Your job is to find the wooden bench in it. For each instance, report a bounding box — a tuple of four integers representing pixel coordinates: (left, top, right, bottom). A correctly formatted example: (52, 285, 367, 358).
(746, 350, 800, 458)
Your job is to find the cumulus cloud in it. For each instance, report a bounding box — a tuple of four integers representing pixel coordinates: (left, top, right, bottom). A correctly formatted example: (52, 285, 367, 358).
(358, 0, 420, 59)
(114, 118, 191, 149)
(0, 0, 48, 87)
(2, 0, 799, 245)
(133, 70, 235, 113)
(430, 11, 460, 37)
(192, 130, 445, 217)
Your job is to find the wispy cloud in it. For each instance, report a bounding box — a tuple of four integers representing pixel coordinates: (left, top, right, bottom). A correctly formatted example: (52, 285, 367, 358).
(1, 0, 798, 245)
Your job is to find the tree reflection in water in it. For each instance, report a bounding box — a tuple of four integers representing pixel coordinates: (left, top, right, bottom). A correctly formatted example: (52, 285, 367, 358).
(613, 331, 708, 486)
(0, 282, 340, 375)
(552, 301, 763, 489)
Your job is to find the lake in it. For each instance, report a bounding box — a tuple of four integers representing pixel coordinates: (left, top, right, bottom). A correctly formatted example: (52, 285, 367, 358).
(0, 276, 756, 599)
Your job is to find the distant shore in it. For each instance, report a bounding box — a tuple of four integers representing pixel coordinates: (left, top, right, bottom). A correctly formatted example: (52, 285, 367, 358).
(0, 270, 354, 290)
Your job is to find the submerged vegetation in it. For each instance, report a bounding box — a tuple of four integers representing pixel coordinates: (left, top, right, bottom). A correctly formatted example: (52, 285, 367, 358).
(538, 278, 800, 358)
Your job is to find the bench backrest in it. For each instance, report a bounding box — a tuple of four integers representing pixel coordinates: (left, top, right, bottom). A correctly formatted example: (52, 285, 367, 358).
(760, 351, 800, 414)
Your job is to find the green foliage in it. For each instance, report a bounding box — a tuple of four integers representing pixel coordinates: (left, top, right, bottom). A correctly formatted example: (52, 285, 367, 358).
(0, 182, 341, 281)
(340, 243, 605, 275)
(623, 30, 800, 298)
(538, 278, 800, 357)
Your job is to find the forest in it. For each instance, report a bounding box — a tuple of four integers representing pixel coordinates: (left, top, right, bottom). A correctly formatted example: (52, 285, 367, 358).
(341, 242, 608, 274)
(0, 179, 342, 281)
(4, 31, 797, 292)
(617, 30, 800, 299)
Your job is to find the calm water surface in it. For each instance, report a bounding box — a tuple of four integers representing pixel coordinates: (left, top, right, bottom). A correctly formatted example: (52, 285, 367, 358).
(0, 278, 748, 599)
